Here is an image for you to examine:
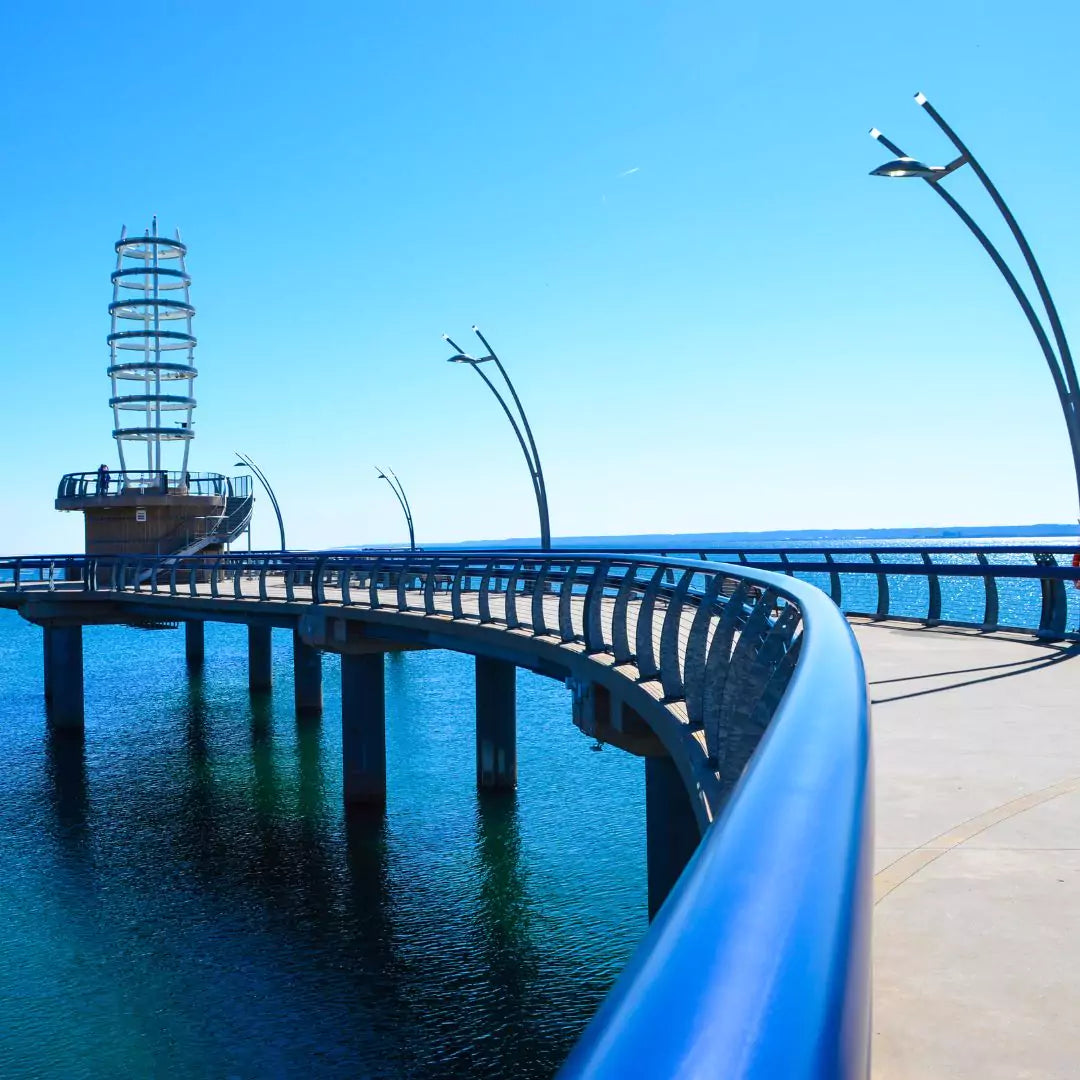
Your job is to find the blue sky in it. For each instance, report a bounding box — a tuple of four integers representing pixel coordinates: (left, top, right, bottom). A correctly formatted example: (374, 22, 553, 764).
(2, 1, 1079, 550)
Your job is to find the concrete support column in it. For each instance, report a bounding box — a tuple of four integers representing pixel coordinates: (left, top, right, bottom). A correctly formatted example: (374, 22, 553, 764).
(248, 624, 273, 693)
(475, 656, 517, 790)
(341, 652, 386, 808)
(645, 754, 701, 920)
(44, 625, 84, 731)
(293, 628, 323, 716)
(43, 628, 53, 703)
(185, 621, 205, 667)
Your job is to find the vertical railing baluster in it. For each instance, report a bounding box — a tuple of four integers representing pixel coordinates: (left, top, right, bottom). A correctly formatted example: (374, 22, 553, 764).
(658, 570, 694, 700)
(504, 559, 524, 629)
(368, 558, 384, 609)
(634, 565, 668, 680)
(976, 552, 999, 629)
(869, 552, 890, 618)
(451, 559, 468, 620)
(823, 552, 842, 606)
(396, 558, 411, 611)
(478, 558, 496, 623)
(922, 552, 941, 622)
(1035, 552, 1066, 639)
(531, 559, 553, 635)
(683, 572, 728, 729)
(582, 559, 612, 653)
(558, 560, 579, 642)
(611, 562, 641, 664)
(424, 558, 438, 614)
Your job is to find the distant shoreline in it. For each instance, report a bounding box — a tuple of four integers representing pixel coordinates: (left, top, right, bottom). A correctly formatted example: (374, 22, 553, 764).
(340, 524, 1080, 549)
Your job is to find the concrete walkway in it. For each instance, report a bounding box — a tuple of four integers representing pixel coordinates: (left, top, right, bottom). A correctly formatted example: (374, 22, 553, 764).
(854, 620, 1080, 1080)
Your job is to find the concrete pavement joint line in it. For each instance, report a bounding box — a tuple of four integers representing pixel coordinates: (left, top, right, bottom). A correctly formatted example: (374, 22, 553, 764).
(873, 775, 1080, 905)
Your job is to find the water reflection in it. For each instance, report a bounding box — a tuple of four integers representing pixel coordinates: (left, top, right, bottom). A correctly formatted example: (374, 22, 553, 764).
(43, 727, 88, 833)
(5, 623, 645, 1078)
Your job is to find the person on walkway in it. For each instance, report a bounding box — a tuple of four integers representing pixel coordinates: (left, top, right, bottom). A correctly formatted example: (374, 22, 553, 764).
(96, 463, 110, 495)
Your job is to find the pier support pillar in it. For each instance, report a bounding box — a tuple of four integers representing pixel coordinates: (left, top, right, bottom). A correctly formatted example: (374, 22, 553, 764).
(44, 624, 84, 731)
(475, 656, 516, 790)
(43, 629, 53, 703)
(185, 621, 205, 667)
(248, 625, 272, 693)
(341, 652, 386, 808)
(293, 628, 323, 716)
(645, 755, 700, 920)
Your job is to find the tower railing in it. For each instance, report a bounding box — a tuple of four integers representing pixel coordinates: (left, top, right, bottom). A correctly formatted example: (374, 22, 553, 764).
(56, 471, 246, 501)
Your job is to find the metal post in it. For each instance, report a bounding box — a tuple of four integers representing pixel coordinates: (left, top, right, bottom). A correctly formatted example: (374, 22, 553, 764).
(235, 452, 286, 551)
(444, 329, 551, 550)
(871, 95, 1080, 514)
(375, 467, 416, 551)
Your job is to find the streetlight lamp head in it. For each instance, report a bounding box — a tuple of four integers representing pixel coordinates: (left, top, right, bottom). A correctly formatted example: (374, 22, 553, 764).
(870, 157, 944, 179)
(446, 353, 476, 364)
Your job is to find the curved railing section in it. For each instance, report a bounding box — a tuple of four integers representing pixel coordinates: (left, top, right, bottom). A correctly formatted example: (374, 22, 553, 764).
(0, 548, 872, 1076)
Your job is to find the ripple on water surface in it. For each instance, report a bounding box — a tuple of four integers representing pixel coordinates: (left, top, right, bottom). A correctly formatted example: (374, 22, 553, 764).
(0, 614, 646, 1078)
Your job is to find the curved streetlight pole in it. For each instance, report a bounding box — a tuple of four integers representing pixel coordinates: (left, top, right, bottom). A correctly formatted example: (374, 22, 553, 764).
(870, 93, 1080, 515)
(234, 451, 286, 552)
(375, 466, 416, 551)
(444, 327, 551, 550)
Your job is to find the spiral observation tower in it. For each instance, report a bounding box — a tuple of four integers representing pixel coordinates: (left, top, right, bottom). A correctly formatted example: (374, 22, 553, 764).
(56, 220, 254, 559)
(109, 218, 197, 474)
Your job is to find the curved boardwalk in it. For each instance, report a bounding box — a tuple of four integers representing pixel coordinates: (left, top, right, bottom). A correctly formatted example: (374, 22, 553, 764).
(856, 619, 1080, 1080)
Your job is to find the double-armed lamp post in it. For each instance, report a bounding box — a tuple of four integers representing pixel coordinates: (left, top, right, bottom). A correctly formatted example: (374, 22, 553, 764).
(444, 326, 551, 550)
(234, 451, 286, 552)
(375, 466, 416, 551)
(870, 93, 1080, 514)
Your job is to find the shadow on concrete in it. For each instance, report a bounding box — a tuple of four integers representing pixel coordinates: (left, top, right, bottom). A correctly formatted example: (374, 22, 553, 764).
(870, 642, 1080, 704)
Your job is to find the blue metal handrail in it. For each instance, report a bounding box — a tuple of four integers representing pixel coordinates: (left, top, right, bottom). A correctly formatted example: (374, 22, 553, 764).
(558, 564, 871, 1078)
(0, 547, 872, 1076)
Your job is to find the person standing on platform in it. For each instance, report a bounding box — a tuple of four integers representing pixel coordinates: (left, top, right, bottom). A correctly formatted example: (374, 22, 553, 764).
(96, 462, 110, 495)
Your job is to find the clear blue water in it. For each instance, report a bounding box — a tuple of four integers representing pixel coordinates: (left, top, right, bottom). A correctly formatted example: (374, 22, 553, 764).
(0, 615, 645, 1078)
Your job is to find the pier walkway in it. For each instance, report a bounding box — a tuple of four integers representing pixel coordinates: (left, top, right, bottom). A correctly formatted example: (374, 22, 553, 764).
(857, 619, 1080, 1080)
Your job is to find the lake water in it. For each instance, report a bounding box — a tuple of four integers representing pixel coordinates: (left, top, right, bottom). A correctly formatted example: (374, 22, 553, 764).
(0, 616, 644, 1078)
(1, 536, 1075, 1078)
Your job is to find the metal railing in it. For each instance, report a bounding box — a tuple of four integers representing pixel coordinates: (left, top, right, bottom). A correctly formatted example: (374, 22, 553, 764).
(56, 471, 249, 500)
(0, 548, 872, 1077)
(640, 545, 1080, 638)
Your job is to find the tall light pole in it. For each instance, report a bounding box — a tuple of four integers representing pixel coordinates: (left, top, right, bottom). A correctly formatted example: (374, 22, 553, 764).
(234, 451, 286, 552)
(870, 92, 1080, 514)
(444, 326, 551, 550)
(375, 466, 416, 551)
